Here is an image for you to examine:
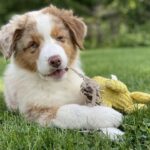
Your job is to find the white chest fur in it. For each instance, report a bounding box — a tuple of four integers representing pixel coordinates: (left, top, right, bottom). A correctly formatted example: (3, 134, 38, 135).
(4, 63, 85, 112)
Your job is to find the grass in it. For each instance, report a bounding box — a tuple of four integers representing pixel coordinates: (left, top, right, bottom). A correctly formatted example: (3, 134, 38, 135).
(0, 47, 150, 150)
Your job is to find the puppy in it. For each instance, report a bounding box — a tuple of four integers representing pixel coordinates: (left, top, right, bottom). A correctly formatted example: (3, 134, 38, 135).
(0, 5, 123, 139)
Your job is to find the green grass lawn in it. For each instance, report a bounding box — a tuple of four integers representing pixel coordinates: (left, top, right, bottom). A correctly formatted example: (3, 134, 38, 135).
(0, 47, 150, 149)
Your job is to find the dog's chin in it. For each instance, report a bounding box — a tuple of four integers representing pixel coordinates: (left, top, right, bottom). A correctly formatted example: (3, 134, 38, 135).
(38, 68, 68, 81)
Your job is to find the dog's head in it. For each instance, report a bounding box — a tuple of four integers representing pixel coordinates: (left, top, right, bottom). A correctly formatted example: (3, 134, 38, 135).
(0, 5, 87, 79)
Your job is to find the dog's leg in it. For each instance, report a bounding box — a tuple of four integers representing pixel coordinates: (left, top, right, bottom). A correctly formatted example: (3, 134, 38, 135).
(4, 89, 18, 111)
(25, 104, 123, 131)
(52, 104, 123, 129)
(100, 127, 124, 140)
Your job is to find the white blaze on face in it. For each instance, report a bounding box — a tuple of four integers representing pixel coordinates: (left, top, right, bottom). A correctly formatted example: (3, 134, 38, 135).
(37, 43, 68, 75)
(32, 12, 68, 75)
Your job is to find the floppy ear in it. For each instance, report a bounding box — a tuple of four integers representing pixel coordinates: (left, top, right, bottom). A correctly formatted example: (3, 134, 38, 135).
(0, 23, 24, 59)
(63, 16, 87, 49)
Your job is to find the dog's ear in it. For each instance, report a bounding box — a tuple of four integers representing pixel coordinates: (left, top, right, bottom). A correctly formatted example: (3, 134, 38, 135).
(0, 16, 25, 59)
(63, 16, 87, 49)
(0, 24, 24, 59)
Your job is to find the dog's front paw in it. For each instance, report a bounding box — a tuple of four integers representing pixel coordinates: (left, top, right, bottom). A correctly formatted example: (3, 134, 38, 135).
(91, 106, 123, 128)
(107, 107, 123, 128)
(101, 127, 124, 140)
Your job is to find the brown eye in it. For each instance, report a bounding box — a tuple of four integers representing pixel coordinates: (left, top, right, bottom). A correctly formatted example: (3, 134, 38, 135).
(56, 36, 65, 42)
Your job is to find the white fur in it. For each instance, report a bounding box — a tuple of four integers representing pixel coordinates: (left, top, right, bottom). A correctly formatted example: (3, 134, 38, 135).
(37, 43, 68, 76)
(3, 11, 123, 140)
(31, 13, 69, 76)
(4, 62, 85, 112)
(100, 127, 124, 140)
(35, 13, 53, 41)
(52, 104, 122, 129)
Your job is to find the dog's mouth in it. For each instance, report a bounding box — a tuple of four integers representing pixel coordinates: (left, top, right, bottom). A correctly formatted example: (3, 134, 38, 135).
(44, 68, 68, 79)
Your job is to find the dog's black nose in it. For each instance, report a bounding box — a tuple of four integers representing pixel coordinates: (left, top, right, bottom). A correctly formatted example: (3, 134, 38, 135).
(48, 55, 62, 68)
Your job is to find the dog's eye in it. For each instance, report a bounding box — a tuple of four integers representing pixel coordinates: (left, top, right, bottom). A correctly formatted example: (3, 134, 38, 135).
(29, 41, 39, 49)
(56, 36, 65, 42)
(24, 41, 39, 54)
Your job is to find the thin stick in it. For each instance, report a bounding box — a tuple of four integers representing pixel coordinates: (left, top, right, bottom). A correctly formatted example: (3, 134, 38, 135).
(67, 67, 101, 106)
(68, 67, 85, 79)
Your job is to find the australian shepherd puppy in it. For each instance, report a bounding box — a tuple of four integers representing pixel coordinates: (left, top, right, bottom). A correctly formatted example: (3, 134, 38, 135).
(0, 5, 123, 139)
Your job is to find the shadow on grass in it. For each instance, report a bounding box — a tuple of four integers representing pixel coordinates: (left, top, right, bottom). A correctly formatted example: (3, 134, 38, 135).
(0, 91, 19, 114)
(0, 91, 6, 112)
(0, 91, 20, 126)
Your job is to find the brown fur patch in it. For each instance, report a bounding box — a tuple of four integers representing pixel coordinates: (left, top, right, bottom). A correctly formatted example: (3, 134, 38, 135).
(42, 5, 87, 49)
(25, 106, 59, 123)
(61, 41, 77, 66)
(14, 17, 43, 72)
(15, 45, 40, 72)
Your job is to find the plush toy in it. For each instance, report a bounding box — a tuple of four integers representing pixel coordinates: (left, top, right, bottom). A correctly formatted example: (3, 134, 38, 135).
(92, 76, 150, 113)
(69, 68, 150, 113)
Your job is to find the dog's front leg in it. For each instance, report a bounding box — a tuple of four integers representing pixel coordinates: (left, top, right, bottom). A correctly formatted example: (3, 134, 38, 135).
(24, 104, 123, 138)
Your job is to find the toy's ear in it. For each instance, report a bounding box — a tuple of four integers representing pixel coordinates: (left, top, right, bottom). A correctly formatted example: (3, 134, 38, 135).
(62, 16, 87, 49)
(0, 24, 24, 59)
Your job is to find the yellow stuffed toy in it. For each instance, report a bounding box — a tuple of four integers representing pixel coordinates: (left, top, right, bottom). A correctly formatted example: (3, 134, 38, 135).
(69, 67, 150, 113)
(92, 75, 150, 113)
